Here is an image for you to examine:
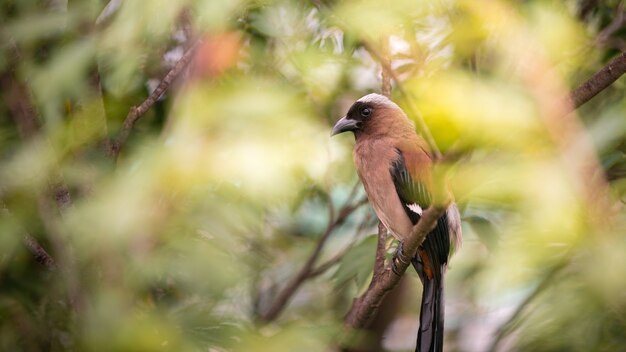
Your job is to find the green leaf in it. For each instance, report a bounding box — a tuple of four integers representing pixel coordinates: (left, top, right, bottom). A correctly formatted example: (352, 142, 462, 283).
(465, 215, 499, 251)
(334, 234, 377, 289)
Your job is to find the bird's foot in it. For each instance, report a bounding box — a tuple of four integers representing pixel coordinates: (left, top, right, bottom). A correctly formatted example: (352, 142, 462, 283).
(391, 242, 411, 276)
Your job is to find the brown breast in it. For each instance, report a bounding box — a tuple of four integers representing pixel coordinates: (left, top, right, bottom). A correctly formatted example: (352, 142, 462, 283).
(353, 137, 414, 241)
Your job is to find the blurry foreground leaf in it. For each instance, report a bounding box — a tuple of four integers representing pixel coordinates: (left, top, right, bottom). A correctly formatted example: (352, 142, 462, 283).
(334, 234, 377, 289)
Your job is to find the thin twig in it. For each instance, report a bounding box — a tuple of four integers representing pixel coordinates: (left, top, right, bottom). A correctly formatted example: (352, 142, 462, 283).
(23, 234, 57, 270)
(362, 41, 442, 159)
(259, 197, 368, 322)
(487, 260, 568, 352)
(307, 251, 344, 278)
(325, 190, 336, 225)
(578, 0, 599, 20)
(308, 212, 374, 278)
(344, 205, 446, 329)
(109, 40, 202, 158)
(380, 37, 392, 98)
(96, 0, 122, 27)
(2, 202, 57, 270)
(596, 2, 625, 46)
(567, 51, 626, 110)
(345, 178, 362, 206)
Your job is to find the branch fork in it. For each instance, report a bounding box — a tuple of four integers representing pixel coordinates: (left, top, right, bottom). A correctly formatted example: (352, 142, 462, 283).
(344, 205, 447, 329)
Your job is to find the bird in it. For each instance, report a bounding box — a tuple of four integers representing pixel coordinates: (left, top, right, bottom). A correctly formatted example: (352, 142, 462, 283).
(331, 93, 462, 352)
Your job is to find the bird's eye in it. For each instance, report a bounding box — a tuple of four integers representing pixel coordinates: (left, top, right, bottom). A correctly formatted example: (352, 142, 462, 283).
(361, 107, 372, 117)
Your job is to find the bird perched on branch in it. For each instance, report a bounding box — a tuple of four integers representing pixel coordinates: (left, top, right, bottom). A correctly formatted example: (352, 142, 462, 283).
(332, 93, 462, 352)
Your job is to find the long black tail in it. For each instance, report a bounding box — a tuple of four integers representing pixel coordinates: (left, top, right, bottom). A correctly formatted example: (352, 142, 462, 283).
(412, 252, 445, 352)
(412, 212, 451, 352)
(416, 274, 444, 352)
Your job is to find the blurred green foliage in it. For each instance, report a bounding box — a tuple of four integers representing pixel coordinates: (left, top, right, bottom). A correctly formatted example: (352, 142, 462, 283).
(1, 0, 625, 351)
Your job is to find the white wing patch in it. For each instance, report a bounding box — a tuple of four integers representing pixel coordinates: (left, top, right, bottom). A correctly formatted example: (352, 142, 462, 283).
(407, 203, 423, 215)
(446, 203, 463, 254)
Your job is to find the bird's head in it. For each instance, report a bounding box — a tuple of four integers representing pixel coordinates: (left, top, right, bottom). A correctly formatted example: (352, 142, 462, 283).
(331, 93, 413, 139)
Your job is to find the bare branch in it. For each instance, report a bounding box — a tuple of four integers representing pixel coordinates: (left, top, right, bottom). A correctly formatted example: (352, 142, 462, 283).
(308, 212, 374, 278)
(23, 234, 57, 270)
(259, 197, 368, 322)
(345, 178, 362, 206)
(344, 205, 446, 329)
(578, 0, 599, 20)
(596, 2, 625, 47)
(567, 51, 626, 110)
(96, 0, 122, 27)
(306, 252, 343, 278)
(2, 202, 57, 270)
(109, 40, 201, 158)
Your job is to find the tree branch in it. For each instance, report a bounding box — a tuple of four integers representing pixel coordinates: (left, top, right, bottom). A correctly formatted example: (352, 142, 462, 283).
(23, 234, 57, 270)
(596, 2, 625, 47)
(568, 51, 626, 110)
(340, 37, 442, 337)
(372, 221, 388, 279)
(259, 197, 368, 322)
(108, 40, 201, 158)
(308, 212, 374, 278)
(578, 0, 599, 20)
(487, 260, 568, 352)
(2, 202, 57, 271)
(344, 205, 446, 329)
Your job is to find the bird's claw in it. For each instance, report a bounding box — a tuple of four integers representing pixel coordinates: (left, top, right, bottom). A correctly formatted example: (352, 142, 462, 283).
(391, 242, 411, 276)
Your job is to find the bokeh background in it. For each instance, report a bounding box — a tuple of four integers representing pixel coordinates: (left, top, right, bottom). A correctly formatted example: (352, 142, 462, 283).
(1, 0, 625, 351)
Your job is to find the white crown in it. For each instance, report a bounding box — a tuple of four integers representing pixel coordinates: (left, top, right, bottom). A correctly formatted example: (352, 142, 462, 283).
(357, 93, 400, 110)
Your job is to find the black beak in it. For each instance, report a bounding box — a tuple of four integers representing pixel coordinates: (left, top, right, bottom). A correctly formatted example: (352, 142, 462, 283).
(331, 116, 359, 136)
